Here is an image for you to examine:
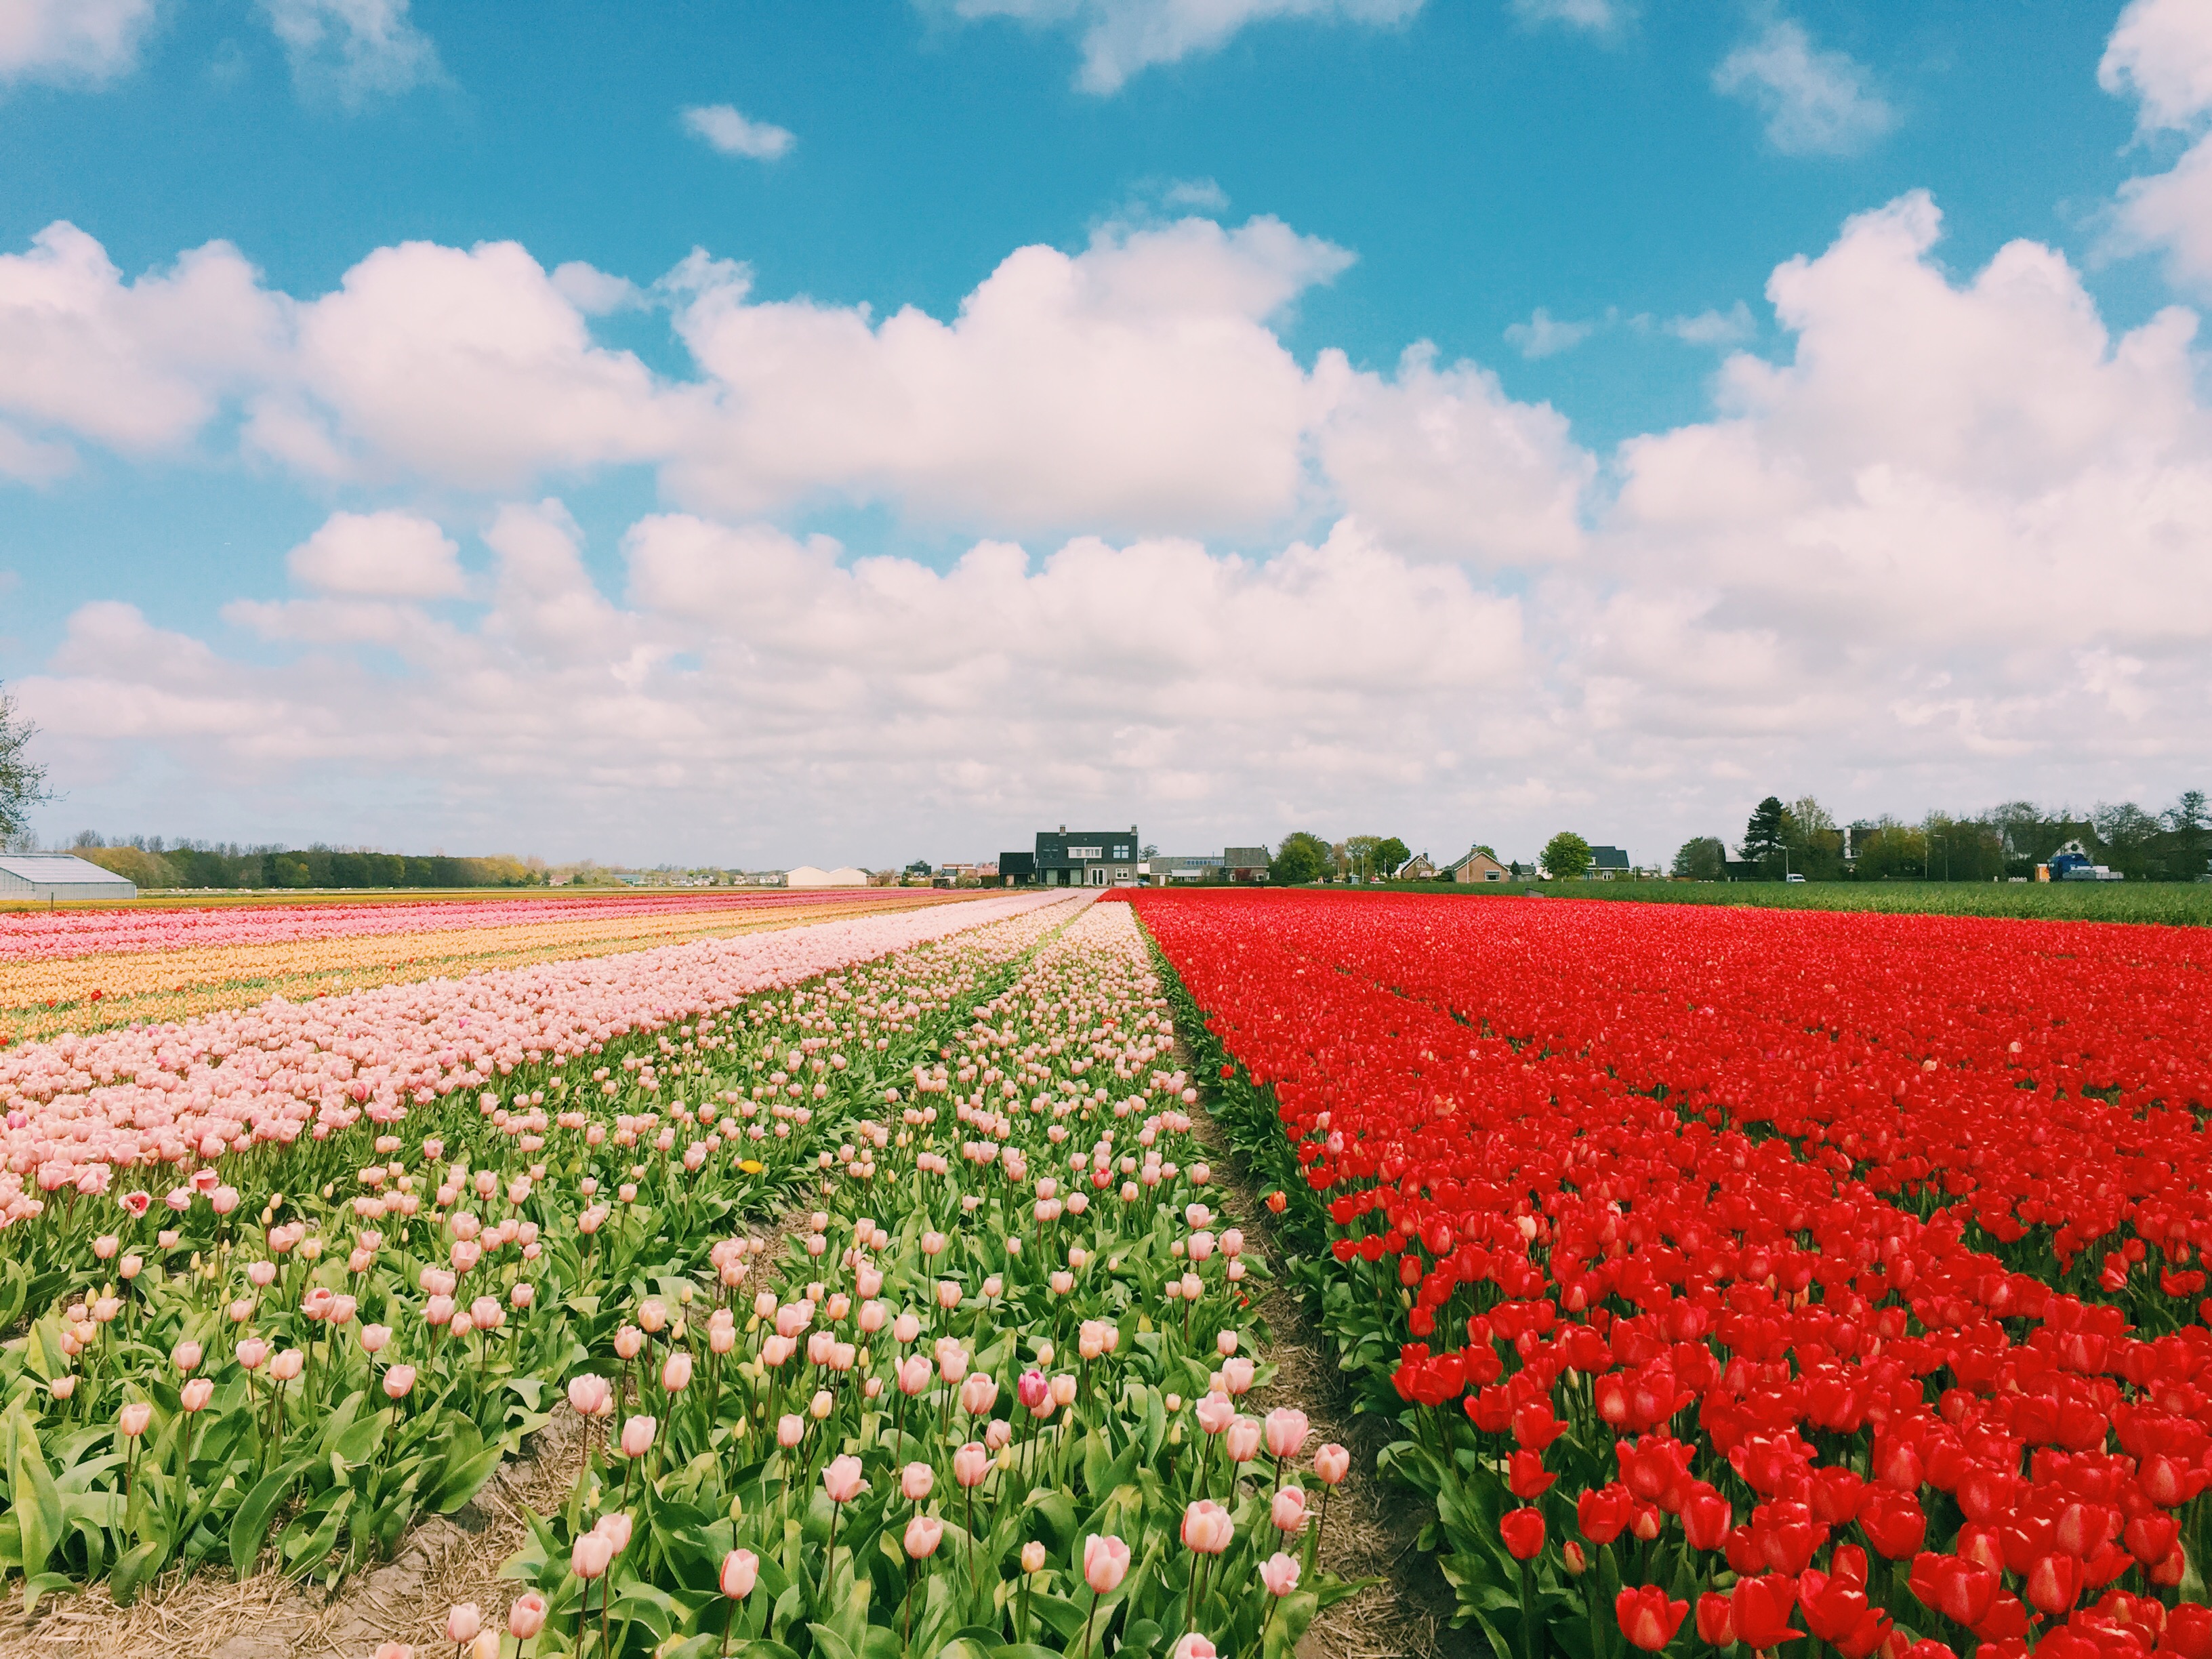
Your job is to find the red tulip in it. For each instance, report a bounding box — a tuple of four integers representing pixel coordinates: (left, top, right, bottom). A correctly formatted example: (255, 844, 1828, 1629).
(1616, 1586, 1689, 1653)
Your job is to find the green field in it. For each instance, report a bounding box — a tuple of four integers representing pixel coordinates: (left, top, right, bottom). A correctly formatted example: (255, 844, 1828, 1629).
(1372, 877, 2212, 926)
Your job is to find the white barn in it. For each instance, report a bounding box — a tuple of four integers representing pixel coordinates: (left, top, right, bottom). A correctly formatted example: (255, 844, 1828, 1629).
(0, 854, 139, 901)
(785, 865, 872, 888)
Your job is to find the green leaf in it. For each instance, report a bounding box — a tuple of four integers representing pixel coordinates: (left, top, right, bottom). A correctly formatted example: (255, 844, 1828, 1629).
(431, 1443, 505, 1515)
(110, 1538, 165, 1608)
(11, 1410, 64, 1577)
(231, 1455, 312, 1580)
(22, 1569, 76, 1618)
(806, 1625, 859, 1659)
(1263, 1590, 1319, 1659)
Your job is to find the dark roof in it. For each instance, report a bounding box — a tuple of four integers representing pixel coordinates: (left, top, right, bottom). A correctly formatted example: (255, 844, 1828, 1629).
(1589, 845, 1631, 868)
(1223, 846, 1268, 865)
(1000, 851, 1036, 875)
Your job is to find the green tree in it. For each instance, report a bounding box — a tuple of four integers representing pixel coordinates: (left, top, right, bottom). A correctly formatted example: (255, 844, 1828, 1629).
(1785, 797, 1846, 881)
(1740, 796, 1790, 877)
(1671, 836, 1726, 880)
(1343, 835, 1381, 880)
(1541, 831, 1593, 881)
(0, 681, 50, 846)
(2166, 790, 2211, 882)
(2093, 802, 2162, 881)
(1374, 836, 1411, 878)
(1271, 832, 1331, 884)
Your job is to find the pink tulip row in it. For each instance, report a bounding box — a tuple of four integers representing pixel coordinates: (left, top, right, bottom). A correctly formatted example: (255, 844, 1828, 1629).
(0, 888, 901, 966)
(0, 893, 1062, 1227)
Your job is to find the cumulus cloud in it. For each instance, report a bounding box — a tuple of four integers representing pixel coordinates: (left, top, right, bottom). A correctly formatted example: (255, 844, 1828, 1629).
(1509, 0, 1632, 37)
(18, 506, 1533, 859)
(255, 0, 440, 105)
(286, 510, 466, 598)
(2099, 0, 2212, 136)
(2102, 0, 2212, 299)
(680, 103, 796, 160)
(1313, 344, 1592, 565)
(941, 0, 1426, 95)
(1713, 16, 1894, 157)
(0, 0, 155, 85)
(1665, 302, 1757, 347)
(1502, 306, 1597, 359)
(661, 214, 1354, 532)
(0, 222, 286, 455)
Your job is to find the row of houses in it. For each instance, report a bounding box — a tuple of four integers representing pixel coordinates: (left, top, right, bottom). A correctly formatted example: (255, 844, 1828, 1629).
(1399, 844, 1638, 882)
(996, 828, 1271, 888)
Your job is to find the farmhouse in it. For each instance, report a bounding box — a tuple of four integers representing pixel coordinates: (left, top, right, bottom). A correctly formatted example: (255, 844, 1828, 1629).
(1224, 847, 1269, 883)
(0, 854, 139, 901)
(785, 865, 872, 888)
(1446, 848, 1509, 884)
(1033, 826, 1143, 888)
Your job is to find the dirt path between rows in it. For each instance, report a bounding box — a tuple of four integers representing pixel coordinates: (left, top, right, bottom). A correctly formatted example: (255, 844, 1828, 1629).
(1179, 1049, 1485, 1659)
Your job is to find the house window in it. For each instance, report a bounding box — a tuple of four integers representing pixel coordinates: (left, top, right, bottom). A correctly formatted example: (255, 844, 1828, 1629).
(1068, 846, 1102, 859)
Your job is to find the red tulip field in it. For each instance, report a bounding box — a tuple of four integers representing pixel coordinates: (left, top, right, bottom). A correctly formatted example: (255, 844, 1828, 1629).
(1125, 887, 2212, 1659)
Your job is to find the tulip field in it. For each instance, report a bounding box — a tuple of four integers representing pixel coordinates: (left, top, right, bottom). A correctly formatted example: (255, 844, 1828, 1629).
(1126, 887, 2212, 1659)
(0, 889, 1359, 1659)
(1, 888, 964, 1049)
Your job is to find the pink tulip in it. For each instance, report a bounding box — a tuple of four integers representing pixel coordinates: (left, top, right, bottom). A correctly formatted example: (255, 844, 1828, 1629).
(1017, 1369, 1049, 1413)
(1222, 1357, 1255, 1395)
(180, 1378, 214, 1413)
(661, 1352, 693, 1392)
(985, 1418, 1012, 1450)
(1021, 1541, 1048, 1574)
(898, 1355, 933, 1396)
(237, 1338, 270, 1371)
(445, 1603, 482, 1644)
(1260, 1552, 1300, 1597)
(171, 1340, 203, 1373)
(1224, 1417, 1263, 1464)
(960, 1372, 999, 1416)
(1181, 1499, 1235, 1555)
(1314, 1443, 1351, 1486)
(893, 1312, 921, 1344)
(823, 1455, 865, 1503)
(904, 1515, 944, 1559)
(935, 1280, 962, 1310)
(1083, 1533, 1132, 1594)
(938, 1346, 969, 1386)
(619, 1415, 656, 1459)
(359, 1324, 392, 1354)
(720, 1549, 759, 1599)
(568, 1374, 614, 1418)
(1263, 1408, 1309, 1460)
(571, 1533, 615, 1579)
(270, 1349, 304, 1382)
(1272, 1486, 1309, 1532)
(506, 1601, 546, 1654)
(507, 1593, 548, 1639)
(777, 1414, 805, 1448)
(594, 1511, 633, 1553)
(1196, 1393, 1235, 1436)
(1170, 1635, 1218, 1659)
(118, 1401, 152, 1437)
(384, 1365, 417, 1400)
(954, 1441, 991, 1488)
(902, 1461, 935, 1501)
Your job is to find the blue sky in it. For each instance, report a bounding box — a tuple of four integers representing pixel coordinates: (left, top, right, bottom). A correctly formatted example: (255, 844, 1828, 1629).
(3, 0, 2211, 869)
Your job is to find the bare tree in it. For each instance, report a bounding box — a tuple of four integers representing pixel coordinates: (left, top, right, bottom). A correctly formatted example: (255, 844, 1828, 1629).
(0, 681, 51, 846)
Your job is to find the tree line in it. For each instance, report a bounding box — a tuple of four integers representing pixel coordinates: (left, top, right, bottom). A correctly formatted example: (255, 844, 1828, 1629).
(1673, 794, 2212, 883)
(68, 836, 545, 891)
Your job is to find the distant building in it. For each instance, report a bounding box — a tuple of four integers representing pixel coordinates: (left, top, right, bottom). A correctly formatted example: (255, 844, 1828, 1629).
(998, 851, 1037, 886)
(0, 854, 138, 902)
(1446, 848, 1509, 884)
(1395, 853, 1439, 880)
(1150, 855, 1224, 885)
(1586, 846, 1632, 879)
(1224, 847, 1270, 884)
(1035, 826, 1142, 888)
(787, 865, 873, 888)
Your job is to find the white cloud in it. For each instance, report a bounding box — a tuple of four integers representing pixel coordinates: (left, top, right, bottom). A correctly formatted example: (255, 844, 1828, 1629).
(661, 215, 1354, 532)
(0, 0, 155, 85)
(548, 261, 642, 316)
(1665, 301, 1756, 347)
(1502, 306, 1596, 358)
(1713, 17, 1893, 157)
(18, 507, 1532, 859)
(0, 420, 74, 483)
(1509, 0, 1631, 37)
(1160, 177, 1229, 211)
(2099, 0, 2212, 134)
(0, 222, 286, 453)
(680, 104, 796, 161)
(943, 0, 1425, 95)
(262, 238, 697, 487)
(255, 0, 439, 105)
(286, 510, 466, 598)
(1313, 343, 1593, 564)
(2101, 1, 2212, 300)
